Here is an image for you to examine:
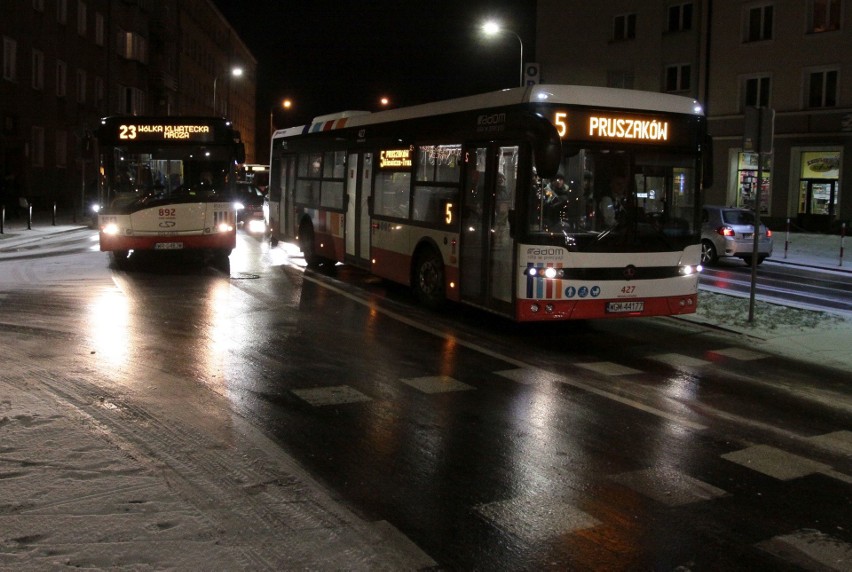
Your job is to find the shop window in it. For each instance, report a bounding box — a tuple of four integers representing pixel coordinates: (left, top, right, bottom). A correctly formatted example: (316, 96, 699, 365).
(736, 152, 771, 213)
(798, 150, 839, 216)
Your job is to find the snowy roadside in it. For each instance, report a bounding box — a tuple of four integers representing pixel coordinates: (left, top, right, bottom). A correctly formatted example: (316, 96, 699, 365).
(680, 290, 852, 373)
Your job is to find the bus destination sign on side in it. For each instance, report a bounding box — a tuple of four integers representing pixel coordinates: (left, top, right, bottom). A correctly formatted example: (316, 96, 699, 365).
(117, 123, 214, 142)
(379, 148, 412, 170)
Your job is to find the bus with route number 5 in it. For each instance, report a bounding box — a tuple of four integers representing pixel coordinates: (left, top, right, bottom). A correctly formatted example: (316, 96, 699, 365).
(95, 116, 245, 268)
(266, 85, 707, 321)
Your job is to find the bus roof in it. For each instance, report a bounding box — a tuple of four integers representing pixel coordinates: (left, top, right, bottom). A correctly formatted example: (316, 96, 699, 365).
(271, 84, 703, 139)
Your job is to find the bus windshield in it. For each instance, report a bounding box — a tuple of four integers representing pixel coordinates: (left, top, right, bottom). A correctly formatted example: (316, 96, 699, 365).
(105, 148, 235, 211)
(527, 146, 699, 252)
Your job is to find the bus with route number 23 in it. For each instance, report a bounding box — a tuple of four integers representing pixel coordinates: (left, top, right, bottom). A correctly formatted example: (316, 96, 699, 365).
(96, 116, 245, 268)
(266, 85, 707, 321)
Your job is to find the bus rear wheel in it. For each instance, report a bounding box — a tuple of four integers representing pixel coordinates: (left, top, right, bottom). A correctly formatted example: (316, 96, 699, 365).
(413, 248, 445, 309)
(110, 250, 130, 270)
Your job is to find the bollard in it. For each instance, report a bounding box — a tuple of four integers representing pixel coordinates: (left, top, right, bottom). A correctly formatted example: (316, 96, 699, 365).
(52, 202, 57, 226)
(26, 202, 32, 230)
(784, 218, 790, 259)
(841, 222, 846, 267)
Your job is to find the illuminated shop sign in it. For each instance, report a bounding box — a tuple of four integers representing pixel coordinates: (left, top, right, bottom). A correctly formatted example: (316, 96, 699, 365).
(379, 148, 412, 169)
(117, 123, 215, 142)
(552, 110, 679, 144)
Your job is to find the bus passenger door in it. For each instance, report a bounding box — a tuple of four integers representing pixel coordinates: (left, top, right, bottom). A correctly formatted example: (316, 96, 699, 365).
(344, 152, 372, 266)
(459, 144, 518, 313)
(282, 155, 297, 239)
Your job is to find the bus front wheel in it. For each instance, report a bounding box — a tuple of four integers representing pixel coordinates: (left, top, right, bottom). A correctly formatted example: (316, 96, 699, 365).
(299, 223, 322, 268)
(413, 248, 446, 309)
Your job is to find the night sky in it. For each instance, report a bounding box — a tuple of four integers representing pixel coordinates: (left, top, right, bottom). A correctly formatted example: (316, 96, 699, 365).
(212, 0, 537, 128)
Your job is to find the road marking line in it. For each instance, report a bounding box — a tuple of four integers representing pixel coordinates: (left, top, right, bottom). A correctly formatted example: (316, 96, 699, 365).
(300, 273, 708, 431)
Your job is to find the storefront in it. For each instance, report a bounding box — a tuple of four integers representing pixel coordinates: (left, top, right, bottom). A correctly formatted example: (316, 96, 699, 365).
(733, 151, 771, 214)
(795, 148, 841, 231)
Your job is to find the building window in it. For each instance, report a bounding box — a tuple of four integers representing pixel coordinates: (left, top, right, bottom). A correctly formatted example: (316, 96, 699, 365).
(807, 69, 838, 107)
(56, 130, 67, 168)
(31, 127, 45, 168)
(808, 0, 841, 32)
(118, 85, 145, 114)
(3, 37, 17, 82)
(56, 0, 67, 25)
(32, 49, 43, 90)
(743, 75, 771, 108)
(117, 30, 148, 63)
(668, 3, 693, 32)
(613, 13, 637, 40)
(95, 13, 104, 46)
(744, 4, 773, 42)
(77, 2, 87, 36)
(76, 68, 86, 103)
(665, 64, 691, 92)
(607, 70, 635, 89)
(56, 59, 67, 97)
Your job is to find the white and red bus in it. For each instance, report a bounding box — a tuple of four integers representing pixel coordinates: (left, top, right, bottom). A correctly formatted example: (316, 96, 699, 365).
(267, 85, 707, 321)
(96, 116, 245, 267)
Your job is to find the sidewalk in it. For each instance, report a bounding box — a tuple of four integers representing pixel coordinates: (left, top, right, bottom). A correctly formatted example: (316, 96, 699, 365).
(1, 214, 849, 569)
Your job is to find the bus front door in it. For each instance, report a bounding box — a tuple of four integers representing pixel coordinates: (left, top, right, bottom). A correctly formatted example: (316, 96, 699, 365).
(459, 144, 518, 313)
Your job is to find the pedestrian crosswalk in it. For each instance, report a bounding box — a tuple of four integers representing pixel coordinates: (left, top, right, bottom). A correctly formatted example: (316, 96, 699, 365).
(286, 344, 851, 569)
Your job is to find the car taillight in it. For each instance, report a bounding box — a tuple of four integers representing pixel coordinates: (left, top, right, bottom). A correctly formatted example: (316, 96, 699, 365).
(766, 228, 772, 237)
(717, 226, 736, 237)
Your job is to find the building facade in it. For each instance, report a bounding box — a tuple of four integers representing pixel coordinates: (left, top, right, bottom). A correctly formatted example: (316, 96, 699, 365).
(0, 0, 257, 214)
(536, 0, 850, 232)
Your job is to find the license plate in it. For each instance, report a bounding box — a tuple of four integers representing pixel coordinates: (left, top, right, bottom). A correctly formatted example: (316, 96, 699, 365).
(606, 301, 644, 313)
(155, 242, 183, 250)
(742, 233, 753, 239)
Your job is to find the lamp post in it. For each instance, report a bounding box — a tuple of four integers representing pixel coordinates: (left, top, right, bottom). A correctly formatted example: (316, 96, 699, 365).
(212, 66, 243, 114)
(481, 20, 524, 87)
(269, 98, 293, 135)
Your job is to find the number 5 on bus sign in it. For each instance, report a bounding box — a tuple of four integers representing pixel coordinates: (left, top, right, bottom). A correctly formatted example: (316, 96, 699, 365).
(444, 201, 454, 225)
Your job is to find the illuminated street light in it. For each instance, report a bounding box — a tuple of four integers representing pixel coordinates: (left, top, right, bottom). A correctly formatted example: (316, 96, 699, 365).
(481, 20, 524, 87)
(379, 96, 390, 107)
(270, 98, 294, 134)
(212, 66, 244, 113)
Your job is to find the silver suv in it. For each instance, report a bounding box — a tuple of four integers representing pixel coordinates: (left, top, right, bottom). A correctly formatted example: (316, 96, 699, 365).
(700, 206, 773, 266)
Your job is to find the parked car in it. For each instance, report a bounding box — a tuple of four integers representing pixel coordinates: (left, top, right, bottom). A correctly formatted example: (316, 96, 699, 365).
(232, 182, 266, 233)
(700, 205, 773, 266)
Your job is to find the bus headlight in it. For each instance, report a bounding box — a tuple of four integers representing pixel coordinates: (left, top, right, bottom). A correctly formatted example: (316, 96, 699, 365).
(101, 222, 119, 235)
(679, 264, 702, 276)
(217, 222, 234, 233)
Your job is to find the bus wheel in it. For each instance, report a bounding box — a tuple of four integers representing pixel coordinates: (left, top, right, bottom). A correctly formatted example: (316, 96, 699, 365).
(110, 250, 130, 270)
(299, 223, 321, 268)
(413, 248, 445, 309)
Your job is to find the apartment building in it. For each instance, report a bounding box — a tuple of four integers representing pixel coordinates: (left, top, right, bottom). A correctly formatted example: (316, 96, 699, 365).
(536, 0, 849, 231)
(0, 0, 256, 213)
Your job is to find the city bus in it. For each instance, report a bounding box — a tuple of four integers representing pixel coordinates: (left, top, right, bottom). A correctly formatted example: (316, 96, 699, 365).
(95, 116, 245, 267)
(267, 85, 706, 321)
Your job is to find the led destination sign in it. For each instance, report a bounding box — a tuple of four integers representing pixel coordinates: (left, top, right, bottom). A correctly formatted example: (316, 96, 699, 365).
(117, 123, 215, 142)
(551, 110, 693, 146)
(379, 148, 412, 169)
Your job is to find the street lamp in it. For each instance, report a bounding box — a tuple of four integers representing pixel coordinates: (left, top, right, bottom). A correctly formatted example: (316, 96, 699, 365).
(269, 98, 293, 134)
(212, 66, 243, 114)
(481, 20, 524, 87)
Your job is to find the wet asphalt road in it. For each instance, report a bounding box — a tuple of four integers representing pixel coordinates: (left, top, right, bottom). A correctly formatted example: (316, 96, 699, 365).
(1, 229, 850, 570)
